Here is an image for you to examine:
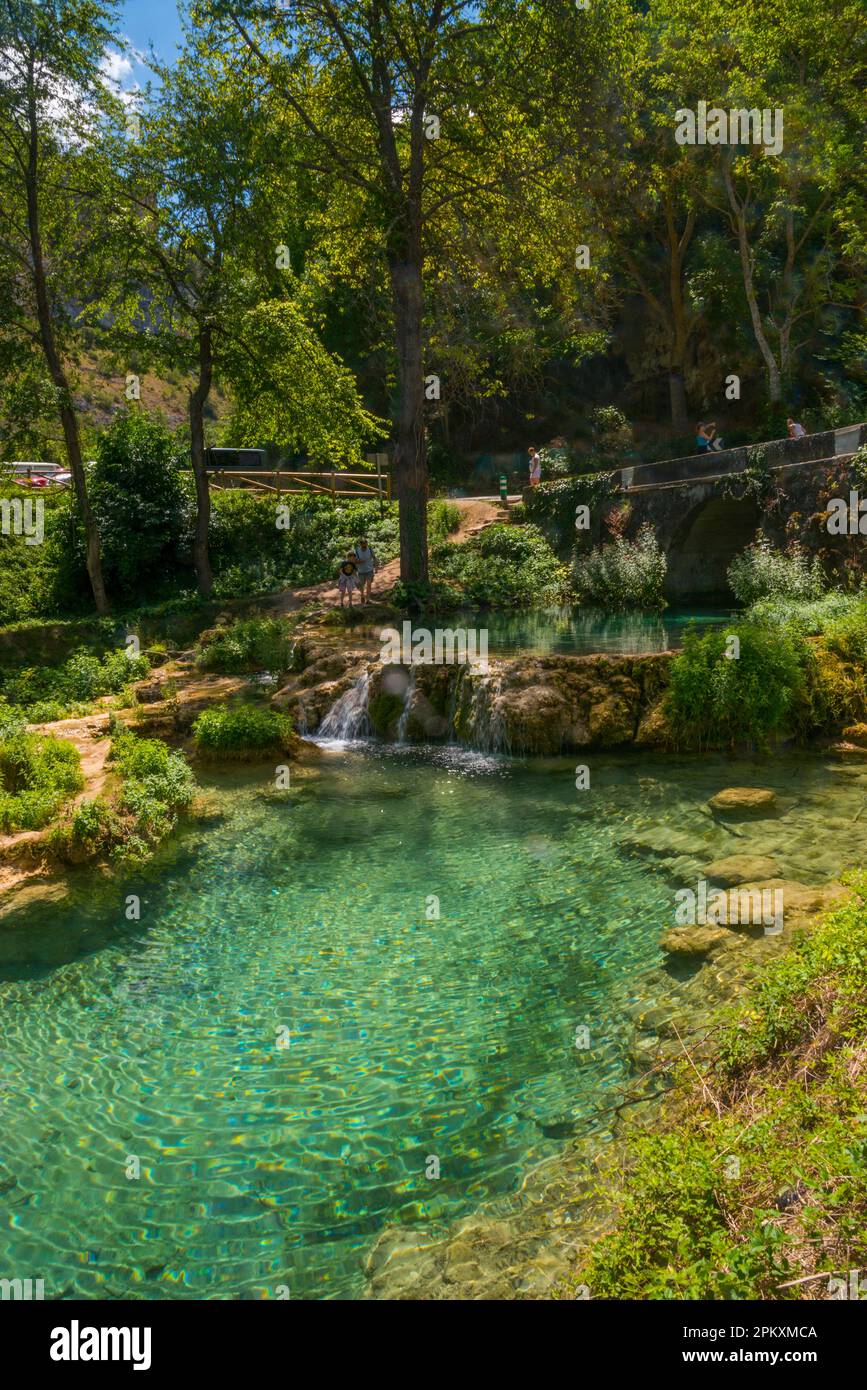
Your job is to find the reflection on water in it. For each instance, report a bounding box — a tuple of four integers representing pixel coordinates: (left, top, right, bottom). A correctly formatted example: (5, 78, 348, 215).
(451, 606, 734, 657)
(0, 742, 861, 1300)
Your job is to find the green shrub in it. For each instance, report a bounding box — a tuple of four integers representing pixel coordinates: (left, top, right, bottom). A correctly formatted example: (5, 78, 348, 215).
(427, 499, 461, 543)
(192, 704, 293, 758)
(430, 523, 569, 606)
(50, 731, 195, 865)
(89, 410, 190, 601)
(0, 645, 150, 718)
(49, 796, 123, 859)
(196, 618, 293, 674)
(572, 522, 666, 611)
(522, 471, 617, 548)
(666, 621, 806, 748)
(0, 725, 83, 831)
(824, 596, 867, 668)
(728, 536, 826, 606)
(591, 405, 633, 463)
(111, 730, 196, 859)
(747, 591, 860, 636)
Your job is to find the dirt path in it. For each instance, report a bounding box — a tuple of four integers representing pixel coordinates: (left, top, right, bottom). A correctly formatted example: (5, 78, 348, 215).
(265, 495, 510, 616)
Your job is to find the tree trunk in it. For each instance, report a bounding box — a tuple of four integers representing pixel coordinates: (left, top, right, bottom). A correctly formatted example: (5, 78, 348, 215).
(668, 370, 689, 433)
(188, 326, 214, 596)
(666, 201, 694, 432)
(25, 93, 108, 613)
(389, 255, 429, 587)
(724, 165, 782, 404)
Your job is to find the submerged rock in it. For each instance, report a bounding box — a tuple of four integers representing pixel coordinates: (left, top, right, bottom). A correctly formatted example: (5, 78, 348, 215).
(708, 787, 778, 817)
(659, 924, 733, 957)
(702, 854, 780, 885)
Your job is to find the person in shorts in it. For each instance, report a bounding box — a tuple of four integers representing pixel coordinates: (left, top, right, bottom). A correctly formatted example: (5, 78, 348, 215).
(337, 554, 359, 607)
(353, 536, 377, 603)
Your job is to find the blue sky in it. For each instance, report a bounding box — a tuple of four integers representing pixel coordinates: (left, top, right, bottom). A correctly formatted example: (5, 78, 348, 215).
(116, 0, 184, 86)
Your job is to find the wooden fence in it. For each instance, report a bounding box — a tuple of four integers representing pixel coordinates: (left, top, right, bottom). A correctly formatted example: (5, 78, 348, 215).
(207, 469, 391, 501)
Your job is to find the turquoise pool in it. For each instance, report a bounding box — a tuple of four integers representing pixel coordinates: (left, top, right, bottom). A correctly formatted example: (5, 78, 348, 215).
(0, 741, 860, 1299)
(451, 606, 734, 657)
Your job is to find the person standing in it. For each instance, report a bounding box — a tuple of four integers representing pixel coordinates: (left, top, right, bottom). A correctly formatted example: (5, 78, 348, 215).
(528, 446, 542, 487)
(787, 417, 806, 440)
(337, 553, 359, 608)
(353, 536, 377, 603)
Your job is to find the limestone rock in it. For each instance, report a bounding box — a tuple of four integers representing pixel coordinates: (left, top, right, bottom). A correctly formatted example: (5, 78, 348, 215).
(708, 787, 777, 817)
(702, 854, 780, 885)
(0, 878, 71, 922)
(633, 696, 670, 748)
(588, 693, 634, 746)
(660, 924, 732, 957)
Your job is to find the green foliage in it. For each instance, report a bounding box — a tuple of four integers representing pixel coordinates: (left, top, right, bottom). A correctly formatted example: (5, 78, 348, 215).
(88, 411, 189, 601)
(427, 499, 461, 543)
(0, 486, 85, 625)
(0, 645, 150, 720)
(522, 471, 617, 550)
(196, 618, 293, 674)
(577, 882, 867, 1299)
(591, 405, 633, 463)
(823, 596, 867, 668)
(747, 591, 861, 636)
(728, 536, 826, 606)
(667, 621, 806, 748)
(192, 704, 293, 758)
(572, 523, 667, 611)
(110, 730, 196, 860)
(430, 523, 569, 606)
(49, 796, 123, 859)
(221, 300, 387, 464)
(0, 723, 83, 831)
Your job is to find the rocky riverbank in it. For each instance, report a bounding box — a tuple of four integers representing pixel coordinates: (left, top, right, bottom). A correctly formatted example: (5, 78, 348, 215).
(273, 613, 672, 754)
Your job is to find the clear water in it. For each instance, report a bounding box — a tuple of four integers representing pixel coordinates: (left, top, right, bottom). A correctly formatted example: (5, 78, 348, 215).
(0, 741, 862, 1300)
(451, 605, 734, 657)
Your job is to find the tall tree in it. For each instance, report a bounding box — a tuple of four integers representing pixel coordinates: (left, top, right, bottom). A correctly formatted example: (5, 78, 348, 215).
(203, 0, 609, 586)
(0, 0, 119, 612)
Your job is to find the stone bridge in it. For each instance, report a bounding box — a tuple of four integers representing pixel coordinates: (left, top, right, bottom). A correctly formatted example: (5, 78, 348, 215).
(618, 423, 867, 601)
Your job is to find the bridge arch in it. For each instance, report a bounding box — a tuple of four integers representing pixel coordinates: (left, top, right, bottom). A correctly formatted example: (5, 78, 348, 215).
(664, 494, 761, 601)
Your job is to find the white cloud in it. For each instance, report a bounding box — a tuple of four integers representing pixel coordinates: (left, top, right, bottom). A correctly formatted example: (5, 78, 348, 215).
(99, 50, 134, 87)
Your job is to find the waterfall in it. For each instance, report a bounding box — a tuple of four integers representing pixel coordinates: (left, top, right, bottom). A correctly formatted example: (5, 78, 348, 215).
(445, 665, 466, 744)
(316, 670, 371, 741)
(395, 667, 417, 743)
(447, 665, 507, 752)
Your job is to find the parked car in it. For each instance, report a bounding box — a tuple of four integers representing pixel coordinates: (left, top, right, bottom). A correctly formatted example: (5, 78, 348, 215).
(4, 462, 72, 488)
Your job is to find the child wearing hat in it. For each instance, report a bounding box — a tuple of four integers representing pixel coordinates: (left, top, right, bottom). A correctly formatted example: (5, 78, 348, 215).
(337, 553, 359, 607)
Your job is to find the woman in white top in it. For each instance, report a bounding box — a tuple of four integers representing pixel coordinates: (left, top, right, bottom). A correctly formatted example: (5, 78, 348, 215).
(787, 418, 807, 440)
(528, 446, 542, 486)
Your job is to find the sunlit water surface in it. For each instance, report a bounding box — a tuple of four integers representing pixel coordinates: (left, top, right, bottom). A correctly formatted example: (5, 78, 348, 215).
(451, 605, 734, 656)
(0, 741, 861, 1299)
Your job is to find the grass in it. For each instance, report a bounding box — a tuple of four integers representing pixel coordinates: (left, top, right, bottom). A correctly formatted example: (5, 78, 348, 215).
(571, 878, 867, 1300)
